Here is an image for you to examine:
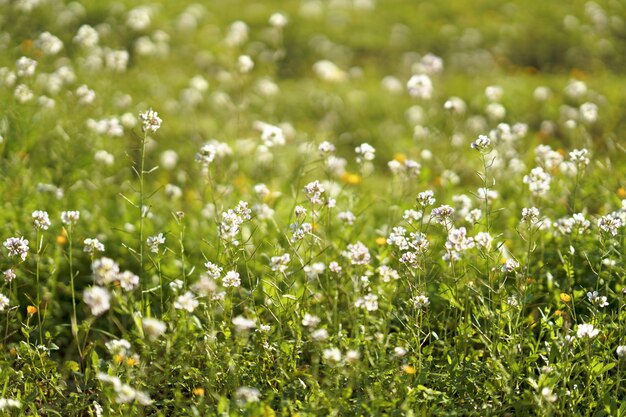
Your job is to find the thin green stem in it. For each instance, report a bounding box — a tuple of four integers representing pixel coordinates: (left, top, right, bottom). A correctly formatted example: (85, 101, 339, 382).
(139, 132, 147, 314)
(35, 230, 43, 345)
(68, 227, 82, 361)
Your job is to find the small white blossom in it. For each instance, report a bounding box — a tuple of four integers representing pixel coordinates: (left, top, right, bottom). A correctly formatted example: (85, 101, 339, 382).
(355, 293, 379, 311)
(222, 270, 241, 288)
(146, 233, 165, 253)
(470, 135, 491, 151)
(174, 292, 199, 313)
(577, 323, 599, 339)
(32, 210, 51, 230)
(323, 347, 342, 363)
(83, 286, 111, 316)
(83, 238, 105, 254)
(61, 211, 80, 225)
(4, 237, 29, 261)
(302, 313, 321, 328)
(355, 143, 376, 163)
(138, 109, 162, 133)
(232, 316, 256, 332)
(142, 317, 167, 341)
(407, 74, 433, 99)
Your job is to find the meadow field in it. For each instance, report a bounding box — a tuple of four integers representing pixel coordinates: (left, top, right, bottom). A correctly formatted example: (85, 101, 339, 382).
(0, 0, 625, 415)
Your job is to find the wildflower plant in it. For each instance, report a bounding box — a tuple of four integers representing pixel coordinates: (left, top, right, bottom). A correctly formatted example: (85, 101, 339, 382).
(0, 1, 625, 416)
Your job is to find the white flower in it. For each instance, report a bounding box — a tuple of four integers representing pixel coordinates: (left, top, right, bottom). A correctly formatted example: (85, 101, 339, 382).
(329, 261, 342, 274)
(37, 32, 63, 55)
(355, 293, 378, 311)
(417, 190, 436, 207)
(138, 109, 162, 133)
(394, 346, 407, 357)
(345, 350, 361, 363)
(304, 262, 325, 280)
(174, 292, 198, 313)
(142, 317, 167, 341)
(411, 294, 430, 309)
(74, 25, 99, 48)
(355, 143, 376, 163)
(225, 21, 249, 47)
(235, 387, 260, 404)
(0, 294, 9, 312)
(579, 103, 598, 123)
(407, 74, 433, 99)
(61, 211, 80, 225)
(83, 238, 105, 254)
(16, 57, 37, 78)
(232, 315, 256, 332)
(0, 398, 21, 410)
(470, 135, 491, 151)
(311, 328, 329, 341)
(323, 347, 342, 363)
(4, 237, 29, 261)
(270, 253, 290, 273)
(169, 280, 183, 292)
(501, 259, 520, 273)
(83, 286, 111, 316)
(302, 313, 320, 328)
(117, 271, 139, 291)
(541, 387, 557, 403)
(92, 401, 103, 417)
(587, 291, 608, 308)
(597, 215, 623, 237)
(32, 210, 51, 230)
(577, 323, 599, 339)
(254, 121, 285, 147)
(222, 270, 241, 288)
(318, 141, 335, 155)
(3, 269, 16, 283)
(521, 207, 540, 224)
(474, 232, 493, 250)
(304, 180, 325, 205)
(269, 12, 288, 28)
(105, 339, 131, 356)
(195, 143, 217, 165)
(344, 241, 371, 265)
(237, 55, 254, 73)
(92, 257, 120, 285)
(146, 233, 166, 253)
(523, 167, 551, 197)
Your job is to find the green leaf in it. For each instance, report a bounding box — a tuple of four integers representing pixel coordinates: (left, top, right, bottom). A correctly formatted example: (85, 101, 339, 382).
(64, 361, 80, 373)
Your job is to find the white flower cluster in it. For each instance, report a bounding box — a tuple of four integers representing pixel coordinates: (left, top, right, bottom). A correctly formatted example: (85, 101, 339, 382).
(97, 373, 152, 405)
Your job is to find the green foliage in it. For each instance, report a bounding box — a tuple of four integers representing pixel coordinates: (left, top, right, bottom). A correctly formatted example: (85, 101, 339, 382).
(0, 0, 624, 416)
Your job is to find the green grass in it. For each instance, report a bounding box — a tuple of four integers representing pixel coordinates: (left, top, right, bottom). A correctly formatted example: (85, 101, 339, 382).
(0, 0, 625, 415)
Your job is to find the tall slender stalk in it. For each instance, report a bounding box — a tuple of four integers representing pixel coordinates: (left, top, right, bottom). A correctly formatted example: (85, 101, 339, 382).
(138, 130, 147, 314)
(137, 108, 162, 314)
(35, 230, 43, 344)
(67, 226, 81, 360)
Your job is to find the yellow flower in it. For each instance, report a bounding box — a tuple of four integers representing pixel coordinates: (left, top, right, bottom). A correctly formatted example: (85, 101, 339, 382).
(560, 293, 571, 303)
(402, 364, 417, 375)
(617, 188, 626, 199)
(56, 228, 68, 245)
(27, 305, 37, 315)
(125, 356, 138, 367)
(192, 387, 205, 397)
(340, 172, 362, 185)
(375, 236, 387, 246)
(393, 153, 407, 163)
